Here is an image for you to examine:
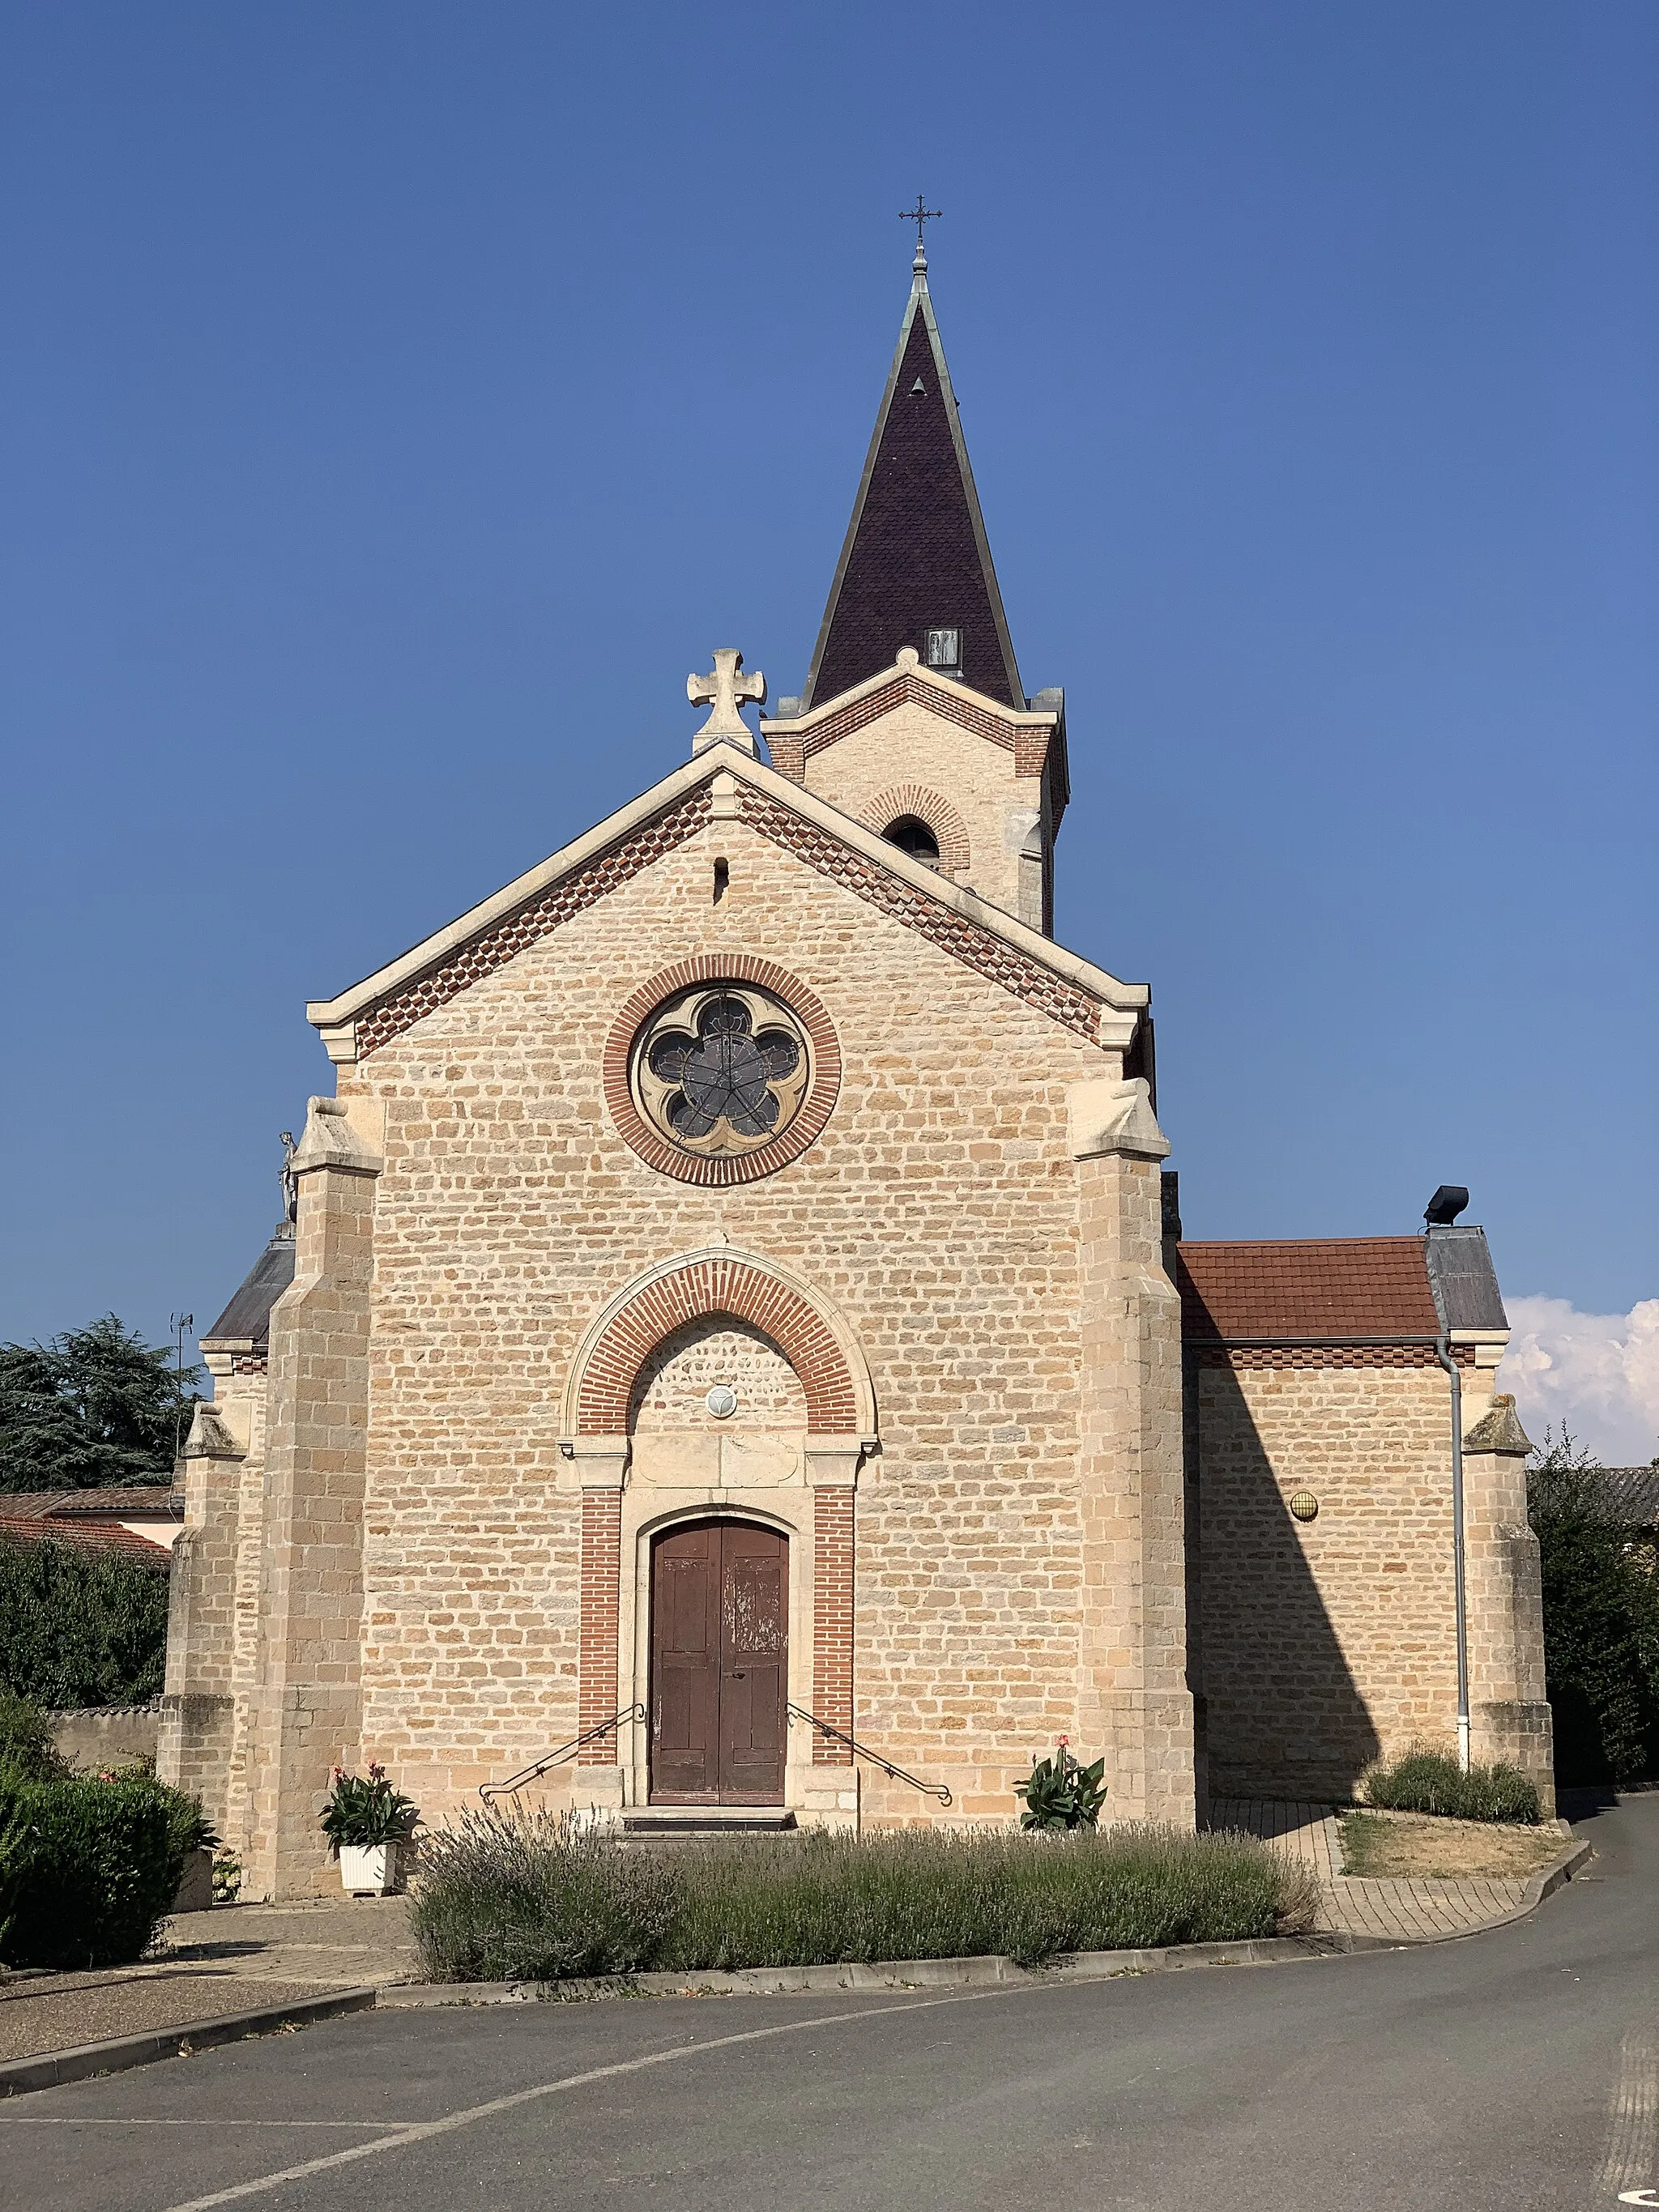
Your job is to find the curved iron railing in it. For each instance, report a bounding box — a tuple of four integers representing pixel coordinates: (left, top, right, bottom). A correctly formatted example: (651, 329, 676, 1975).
(479, 1704, 646, 1805)
(787, 1703, 953, 1805)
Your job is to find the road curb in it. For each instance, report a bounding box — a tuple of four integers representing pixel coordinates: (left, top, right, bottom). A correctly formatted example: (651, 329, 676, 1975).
(377, 1933, 1341, 2006)
(0, 1987, 381, 2099)
(0, 1840, 1593, 2092)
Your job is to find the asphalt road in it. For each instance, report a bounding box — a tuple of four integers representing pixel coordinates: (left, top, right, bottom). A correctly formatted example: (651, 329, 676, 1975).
(4, 1793, 1655, 2212)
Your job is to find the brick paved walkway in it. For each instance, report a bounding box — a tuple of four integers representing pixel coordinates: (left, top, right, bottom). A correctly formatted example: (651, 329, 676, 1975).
(1211, 1796, 1534, 1941)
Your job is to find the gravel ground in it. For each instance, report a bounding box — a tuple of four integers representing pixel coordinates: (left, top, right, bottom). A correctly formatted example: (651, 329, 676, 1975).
(0, 1896, 416, 2065)
(0, 1973, 333, 2061)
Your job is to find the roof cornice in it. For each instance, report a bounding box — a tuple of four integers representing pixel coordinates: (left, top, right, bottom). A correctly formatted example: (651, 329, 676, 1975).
(306, 744, 1145, 1051)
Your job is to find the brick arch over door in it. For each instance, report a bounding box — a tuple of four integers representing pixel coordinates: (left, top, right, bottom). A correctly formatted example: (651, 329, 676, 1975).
(566, 1251, 872, 1438)
(859, 784, 970, 877)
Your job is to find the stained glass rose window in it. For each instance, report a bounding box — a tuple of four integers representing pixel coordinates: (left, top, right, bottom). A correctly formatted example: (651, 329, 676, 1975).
(632, 986, 812, 1157)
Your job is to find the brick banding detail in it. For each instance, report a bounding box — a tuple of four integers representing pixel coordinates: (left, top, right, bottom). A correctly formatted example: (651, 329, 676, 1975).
(1192, 1342, 1476, 1370)
(812, 1488, 855, 1764)
(576, 1259, 860, 1435)
(578, 1489, 624, 1761)
(353, 791, 713, 1059)
(859, 784, 971, 876)
(603, 956, 842, 1187)
(739, 789, 1100, 1041)
(803, 671, 1015, 758)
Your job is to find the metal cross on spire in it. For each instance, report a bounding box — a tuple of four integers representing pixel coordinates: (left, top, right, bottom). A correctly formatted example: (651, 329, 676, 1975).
(900, 194, 941, 264)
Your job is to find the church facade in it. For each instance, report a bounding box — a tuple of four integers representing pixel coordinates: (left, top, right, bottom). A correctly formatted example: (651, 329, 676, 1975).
(162, 246, 1553, 1899)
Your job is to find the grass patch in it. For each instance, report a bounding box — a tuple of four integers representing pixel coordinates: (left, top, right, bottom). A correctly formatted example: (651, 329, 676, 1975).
(1361, 1747, 1541, 1825)
(1340, 1809, 1565, 1882)
(409, 1809, 1318, 1982)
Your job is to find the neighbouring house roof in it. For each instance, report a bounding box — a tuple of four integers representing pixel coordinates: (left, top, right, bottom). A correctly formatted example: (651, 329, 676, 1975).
(1593, 1468, 1659, 1529)
(0, 1490, 181, 1563)
(1175, 1238, 1444, 1342)
(802, 254, 1024, 712)
(201, 1222, 296, 1353)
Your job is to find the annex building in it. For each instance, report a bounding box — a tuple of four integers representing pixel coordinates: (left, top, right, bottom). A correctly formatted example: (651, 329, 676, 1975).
(162, 241, 1553, 1899)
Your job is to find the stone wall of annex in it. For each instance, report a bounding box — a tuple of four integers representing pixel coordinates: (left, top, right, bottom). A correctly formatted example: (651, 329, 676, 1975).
(1194, 1356, 1471, 1801)
(333, 812, 1119, 1832)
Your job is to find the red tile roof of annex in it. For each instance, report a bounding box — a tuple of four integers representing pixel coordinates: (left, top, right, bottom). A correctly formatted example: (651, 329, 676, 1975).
(1175, 1237, 1441, 1342)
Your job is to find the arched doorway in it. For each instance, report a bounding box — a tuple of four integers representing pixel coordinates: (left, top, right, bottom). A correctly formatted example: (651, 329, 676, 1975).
(650, 1519, 787, 1804)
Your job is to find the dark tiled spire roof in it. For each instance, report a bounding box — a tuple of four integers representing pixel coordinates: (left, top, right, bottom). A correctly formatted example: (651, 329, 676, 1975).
(200, 1222, 296, 1353)
(802, 256, 1023, 711)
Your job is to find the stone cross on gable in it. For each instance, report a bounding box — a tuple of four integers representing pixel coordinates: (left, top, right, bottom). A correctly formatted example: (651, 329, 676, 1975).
(688, 647, 765, 756)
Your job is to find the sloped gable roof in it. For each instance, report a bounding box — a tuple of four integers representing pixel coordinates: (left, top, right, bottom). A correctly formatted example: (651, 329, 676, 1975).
(306, 747, 1145, 1063)
(1177, 1238, 1443, 1341)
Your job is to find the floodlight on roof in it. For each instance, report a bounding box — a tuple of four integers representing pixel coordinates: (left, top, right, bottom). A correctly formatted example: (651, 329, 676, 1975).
(1424, 1185, 1469, 1228)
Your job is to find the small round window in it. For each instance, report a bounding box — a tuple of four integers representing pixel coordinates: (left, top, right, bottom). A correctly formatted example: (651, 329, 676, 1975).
(631, 985, 812, 1159)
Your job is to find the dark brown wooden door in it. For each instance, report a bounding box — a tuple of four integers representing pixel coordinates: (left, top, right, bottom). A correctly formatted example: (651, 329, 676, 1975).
(650, 1521, 787, 1803)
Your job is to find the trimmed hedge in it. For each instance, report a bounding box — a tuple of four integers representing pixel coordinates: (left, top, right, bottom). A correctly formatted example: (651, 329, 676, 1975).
(0, 1532, 169, 1708)
(410, 1809, 1317, 1983)
(0, 1704, 217, 1969)
(1362, 1748, 1540, 1825)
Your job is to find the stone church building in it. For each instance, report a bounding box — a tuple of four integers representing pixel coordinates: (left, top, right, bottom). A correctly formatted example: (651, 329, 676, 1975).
(162, 243, 1552, 1898)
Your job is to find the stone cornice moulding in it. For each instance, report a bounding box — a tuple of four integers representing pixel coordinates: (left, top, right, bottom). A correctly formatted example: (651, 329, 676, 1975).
(1068, 1076, 1171, 1162)
(766, 648, 1059, 747)
(558, 1242, 879, 1447)
(304, 748, 1145, 1055)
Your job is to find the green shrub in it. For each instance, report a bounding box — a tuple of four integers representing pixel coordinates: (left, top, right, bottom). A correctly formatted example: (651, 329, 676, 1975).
(0, 1532, 169, 1708)
(410, 1809, 1315, 1983)
(1529, 1443, 1659, 1784)
(0, 1688, 65, 1783)
(412, 1808, 678, 1980)
(1362, 1747, 1540, 1824)
(0, 1767, 216, 1969)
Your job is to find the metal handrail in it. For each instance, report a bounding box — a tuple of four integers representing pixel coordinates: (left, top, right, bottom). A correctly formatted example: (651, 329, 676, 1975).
(479, 1704, 646, 1805)
(787, 1703, 953, 1805)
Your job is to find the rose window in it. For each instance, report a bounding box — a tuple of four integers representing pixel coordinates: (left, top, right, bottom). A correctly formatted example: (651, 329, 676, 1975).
(632, 987, 812, 1158)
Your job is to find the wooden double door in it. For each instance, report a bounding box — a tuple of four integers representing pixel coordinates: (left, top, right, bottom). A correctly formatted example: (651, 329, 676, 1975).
(650, 1520, 787, 1803)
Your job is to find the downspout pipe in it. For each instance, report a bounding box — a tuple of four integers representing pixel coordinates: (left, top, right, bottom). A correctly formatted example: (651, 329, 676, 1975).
(1433, 1333, 1471, 1773)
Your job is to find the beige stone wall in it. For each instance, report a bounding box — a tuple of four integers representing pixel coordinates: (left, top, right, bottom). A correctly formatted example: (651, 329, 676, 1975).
(797, 700, 1047, 929)
(1195, 1357, 1461, 1800)
(334, 813, 1123, 1837)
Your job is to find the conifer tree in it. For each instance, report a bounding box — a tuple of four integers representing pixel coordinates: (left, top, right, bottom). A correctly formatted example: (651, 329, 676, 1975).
(0, 1318, 201, 1492)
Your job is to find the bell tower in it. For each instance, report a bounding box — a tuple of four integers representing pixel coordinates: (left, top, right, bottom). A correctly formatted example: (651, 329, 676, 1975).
(762, 225, 1068, 934)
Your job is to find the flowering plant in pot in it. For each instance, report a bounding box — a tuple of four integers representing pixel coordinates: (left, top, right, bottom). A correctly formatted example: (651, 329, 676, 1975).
(319, 1763, 420, 1894)
(1016, 1738, 1107, 1831)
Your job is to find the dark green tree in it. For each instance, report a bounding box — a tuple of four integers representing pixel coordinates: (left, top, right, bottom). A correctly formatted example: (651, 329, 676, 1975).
(1529, 1431, 1659, 1785)
(0, 1317, 200, 1493)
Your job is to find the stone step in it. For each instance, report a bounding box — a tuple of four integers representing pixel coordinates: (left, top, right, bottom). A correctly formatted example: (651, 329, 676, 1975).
(621, 1809, 797, 1841)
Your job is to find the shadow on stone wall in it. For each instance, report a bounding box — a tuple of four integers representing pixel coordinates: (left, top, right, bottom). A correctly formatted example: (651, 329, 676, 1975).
(1194, 1358, 1380, 1801)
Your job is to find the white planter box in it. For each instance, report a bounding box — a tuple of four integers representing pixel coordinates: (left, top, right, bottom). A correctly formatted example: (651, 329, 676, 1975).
(338, 1841, 407, 1896)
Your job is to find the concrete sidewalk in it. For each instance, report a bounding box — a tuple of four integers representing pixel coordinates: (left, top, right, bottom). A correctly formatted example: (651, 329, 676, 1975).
(1210, 1796, 1573, 1941)
(0, 1898, 416, 2066)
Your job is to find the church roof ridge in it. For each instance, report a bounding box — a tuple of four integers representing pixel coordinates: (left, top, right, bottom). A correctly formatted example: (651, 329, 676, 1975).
(801, 261, 1025, 712)
(305, 744, 1145, 1052)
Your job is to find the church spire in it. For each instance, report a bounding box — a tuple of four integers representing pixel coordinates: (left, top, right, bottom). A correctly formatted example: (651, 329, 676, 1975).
(800, 228, 1026, 712)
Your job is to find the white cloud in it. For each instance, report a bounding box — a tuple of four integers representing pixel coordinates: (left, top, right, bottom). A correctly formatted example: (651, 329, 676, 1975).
(1499, 1297, 1659, 1467)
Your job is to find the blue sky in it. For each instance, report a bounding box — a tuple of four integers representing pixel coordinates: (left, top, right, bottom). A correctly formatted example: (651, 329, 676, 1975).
(2, 3, 1653, 1432)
